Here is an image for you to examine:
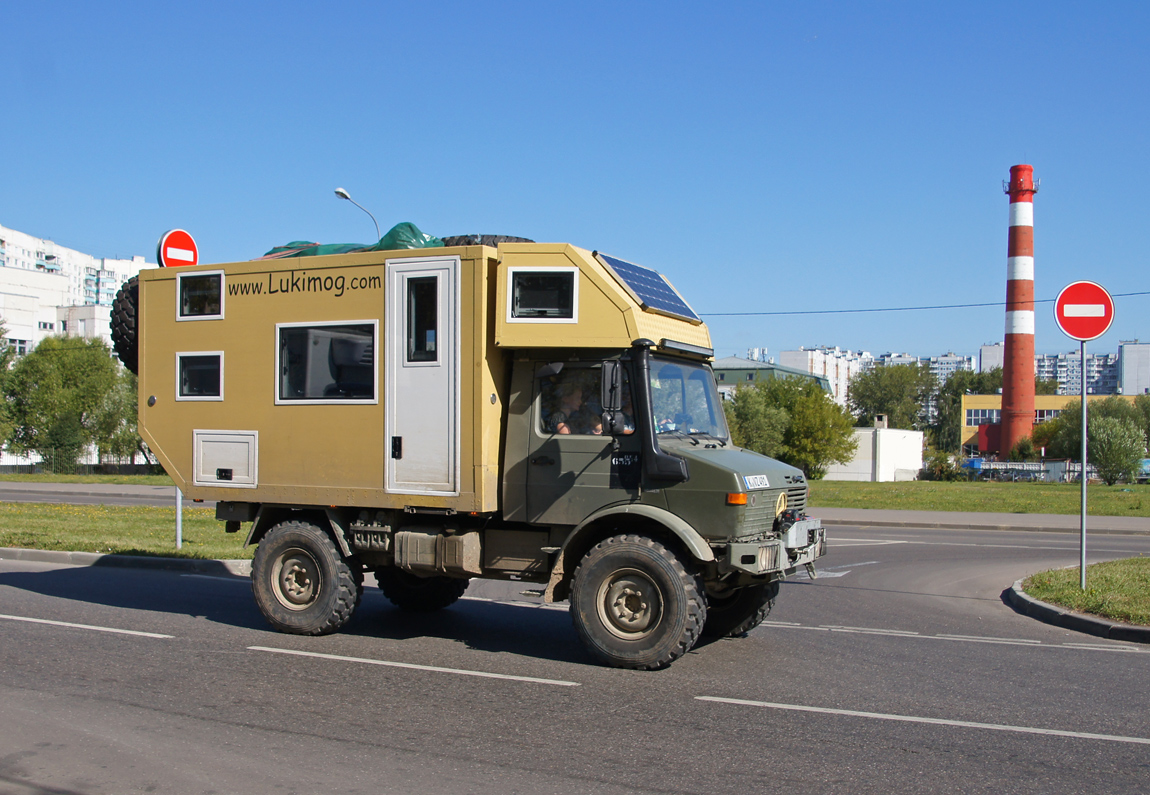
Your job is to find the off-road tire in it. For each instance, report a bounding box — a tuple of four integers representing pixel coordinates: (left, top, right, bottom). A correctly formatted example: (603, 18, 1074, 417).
(110, 275, 139, 374)
(569, 534, 705, 670)
(701, 580, 779, 639)
(375, 567, 469, 611)
(440, 234, 534, 247)
(251, 520, 362, 635)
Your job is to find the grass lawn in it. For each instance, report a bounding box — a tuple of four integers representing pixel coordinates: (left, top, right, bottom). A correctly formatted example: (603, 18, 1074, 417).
(809, 480, 1150, 518)
(1023, 557, 1150, 626)
(0, 502, 251, 560)
(0, 472, 174, 486)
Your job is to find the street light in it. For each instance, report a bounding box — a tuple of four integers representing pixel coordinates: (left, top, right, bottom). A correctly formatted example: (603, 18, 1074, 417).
(334, 187, 381, 241)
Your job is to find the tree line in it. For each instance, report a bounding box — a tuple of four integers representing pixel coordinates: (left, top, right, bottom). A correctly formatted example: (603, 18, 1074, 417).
(0, 327, 144, 473)
(723, 361, 1150, 483)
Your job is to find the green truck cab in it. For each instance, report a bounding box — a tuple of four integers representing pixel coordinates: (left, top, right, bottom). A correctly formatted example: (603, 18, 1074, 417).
(115, 238, 824, 669)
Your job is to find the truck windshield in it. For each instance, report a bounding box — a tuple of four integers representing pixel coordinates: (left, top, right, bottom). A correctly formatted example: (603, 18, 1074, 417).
(649, 357, 729, 441)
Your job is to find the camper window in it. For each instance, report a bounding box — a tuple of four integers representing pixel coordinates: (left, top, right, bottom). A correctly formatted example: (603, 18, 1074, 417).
(177, 271, 224, 320)
(177, 352, 223, 400)
(276, 321, 377, 404)
(407, 276, 438, 363)
(508, 267, 578, 322)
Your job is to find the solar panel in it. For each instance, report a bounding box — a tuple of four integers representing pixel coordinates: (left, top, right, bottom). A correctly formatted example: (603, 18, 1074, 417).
(596, 253, 700, 322)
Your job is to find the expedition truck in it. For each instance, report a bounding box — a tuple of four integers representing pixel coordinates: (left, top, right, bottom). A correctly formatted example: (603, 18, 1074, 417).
(113, 236, 825, 669)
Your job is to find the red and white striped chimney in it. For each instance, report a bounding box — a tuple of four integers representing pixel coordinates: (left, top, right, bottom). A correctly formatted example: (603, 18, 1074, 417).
(1000, 164, 1037, 457)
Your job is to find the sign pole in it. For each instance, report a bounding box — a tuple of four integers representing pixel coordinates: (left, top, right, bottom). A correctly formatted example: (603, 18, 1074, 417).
(1053, 280, 1113, 592)
(1079, 340, 1087, 590)
(176, 486, 183, 550)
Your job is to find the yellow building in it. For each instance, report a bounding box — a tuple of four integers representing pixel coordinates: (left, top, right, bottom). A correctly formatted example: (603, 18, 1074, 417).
(960, 394, 1139, 455)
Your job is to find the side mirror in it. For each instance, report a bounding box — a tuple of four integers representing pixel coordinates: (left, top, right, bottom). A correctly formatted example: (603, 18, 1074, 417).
(601, 361, 625, 435)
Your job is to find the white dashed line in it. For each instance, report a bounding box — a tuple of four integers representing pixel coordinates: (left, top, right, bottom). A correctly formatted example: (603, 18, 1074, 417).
(0, 613, 172, 638)
(695, 697, 1150, 746)
(248, 646, 580, 686)
(757, 621, 1145, 652)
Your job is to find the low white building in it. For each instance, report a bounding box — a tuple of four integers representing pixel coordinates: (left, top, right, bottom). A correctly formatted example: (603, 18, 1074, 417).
(823, 419, 923, 482)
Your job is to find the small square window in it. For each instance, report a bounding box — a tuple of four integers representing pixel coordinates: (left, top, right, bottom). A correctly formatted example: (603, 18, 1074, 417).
(178, 271, 224, 320)
(177, 352, 223, 400)
(507, 267, 578, 323)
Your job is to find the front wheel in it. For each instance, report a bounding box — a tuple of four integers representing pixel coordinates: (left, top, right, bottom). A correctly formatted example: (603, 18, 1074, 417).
(569, 535, 705, 670)
(251, 520, 362, 635)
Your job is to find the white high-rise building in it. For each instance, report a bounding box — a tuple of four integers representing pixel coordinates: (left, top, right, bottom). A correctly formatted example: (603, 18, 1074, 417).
(1119, 341, 1150, 396)
(779, 346, 870, 407)
(0, 222, 152, 353)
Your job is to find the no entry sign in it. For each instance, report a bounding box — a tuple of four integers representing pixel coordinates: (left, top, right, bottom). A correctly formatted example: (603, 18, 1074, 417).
(1054, 280, 1114, 342)
(157, 229, 199, 268)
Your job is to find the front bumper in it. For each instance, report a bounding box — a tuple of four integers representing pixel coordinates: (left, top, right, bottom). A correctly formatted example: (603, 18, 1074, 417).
(724, 518, 826, 576)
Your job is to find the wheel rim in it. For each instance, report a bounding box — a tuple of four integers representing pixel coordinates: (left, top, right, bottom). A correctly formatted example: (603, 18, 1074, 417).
(272, 547, 321, 610)
(596, 567, 663, 640)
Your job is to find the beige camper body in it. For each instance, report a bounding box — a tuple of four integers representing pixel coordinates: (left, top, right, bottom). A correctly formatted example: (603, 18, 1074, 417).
(126, 238, 822, 670)
(138, 242, 709, 512)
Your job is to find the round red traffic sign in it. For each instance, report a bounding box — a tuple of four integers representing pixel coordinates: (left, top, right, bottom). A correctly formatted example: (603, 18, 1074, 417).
(1054, 280, 1114, 342)
(157, 229, 199, 267)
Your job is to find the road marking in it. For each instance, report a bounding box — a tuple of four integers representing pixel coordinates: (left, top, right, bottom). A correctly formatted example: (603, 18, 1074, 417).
(0, 613, 172, 638)
(248, 646, 580, 686)
(181, 574, 248, 583)
(791, 569, 850, 579)
(821, 625, 920, 636)
(830, 539, 907, 547)
(757, 621, 1145, 652)
(937, 633, 1041, 644)
(822, 561, 879, 570)
(695, 697, 1150, 745)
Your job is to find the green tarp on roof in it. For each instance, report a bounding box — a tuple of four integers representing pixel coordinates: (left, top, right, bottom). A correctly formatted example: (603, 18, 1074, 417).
(258, 222, 443, 260)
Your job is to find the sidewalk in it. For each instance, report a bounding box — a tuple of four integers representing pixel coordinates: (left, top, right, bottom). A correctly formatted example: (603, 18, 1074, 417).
(808, 506, 1150, 536)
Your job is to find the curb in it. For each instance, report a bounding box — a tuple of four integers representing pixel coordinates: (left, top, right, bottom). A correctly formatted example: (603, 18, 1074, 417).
(1005, 578, 1150, 644)
(0, 547, 251, 578)
(816, 517, 1150, 536)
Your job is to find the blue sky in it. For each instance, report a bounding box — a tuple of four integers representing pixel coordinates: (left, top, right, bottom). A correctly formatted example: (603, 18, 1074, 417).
(4, 2, 1148, 358)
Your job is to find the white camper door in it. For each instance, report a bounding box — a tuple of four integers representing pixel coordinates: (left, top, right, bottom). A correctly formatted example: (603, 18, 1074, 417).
(386, 257, 459, 495)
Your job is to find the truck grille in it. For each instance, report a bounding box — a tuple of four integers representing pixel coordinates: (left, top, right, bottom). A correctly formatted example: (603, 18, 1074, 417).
(786, 486, 807, 514)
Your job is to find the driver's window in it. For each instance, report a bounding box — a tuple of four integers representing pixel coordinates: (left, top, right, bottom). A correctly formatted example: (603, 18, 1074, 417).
(539, 366, 634, 436)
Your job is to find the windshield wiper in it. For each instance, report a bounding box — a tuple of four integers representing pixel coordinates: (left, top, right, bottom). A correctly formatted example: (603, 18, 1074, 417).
(689, 431, 728, 446)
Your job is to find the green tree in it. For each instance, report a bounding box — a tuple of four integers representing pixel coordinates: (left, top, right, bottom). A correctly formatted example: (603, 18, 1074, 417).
(5, 337, 119, 465)
(1007, 436, 1037, 462)
(1135, 394, 1150, 449)
(1045, 396, 1145, 460)
(724, 384, 790, 458)
(747, 377, 857, 478)
(1088, 415, 1146, 485)
(930, 368, 1002, 452)
(93, 368, 140, 461)
(0, 319, 15, 444)
(848, 363, 935, 430)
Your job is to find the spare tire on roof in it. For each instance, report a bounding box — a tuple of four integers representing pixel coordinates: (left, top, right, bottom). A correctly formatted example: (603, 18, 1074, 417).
(111, 275, 139, 374)
(440, 235, 534, 247)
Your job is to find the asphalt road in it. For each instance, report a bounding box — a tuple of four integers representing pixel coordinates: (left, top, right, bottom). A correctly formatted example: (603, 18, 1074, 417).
(2, 523, 1149, 794)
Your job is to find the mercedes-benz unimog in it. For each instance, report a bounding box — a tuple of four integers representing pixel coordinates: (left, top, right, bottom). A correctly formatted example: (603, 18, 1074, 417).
(113, 232, 825, 669)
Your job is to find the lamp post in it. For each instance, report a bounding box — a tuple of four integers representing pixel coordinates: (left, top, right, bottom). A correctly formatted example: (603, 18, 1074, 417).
(334, 187, 381, 241)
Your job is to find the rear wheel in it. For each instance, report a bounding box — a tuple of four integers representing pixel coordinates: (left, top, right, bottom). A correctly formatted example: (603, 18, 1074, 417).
(251, 520, 362, 635)
(570, 534, 705, 670)
(702, 580, 779, 638)
(375, 567, 469, 611)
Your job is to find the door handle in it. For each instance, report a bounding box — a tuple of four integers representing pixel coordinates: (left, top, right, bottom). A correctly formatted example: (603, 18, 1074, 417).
(531, 456, 555, 466)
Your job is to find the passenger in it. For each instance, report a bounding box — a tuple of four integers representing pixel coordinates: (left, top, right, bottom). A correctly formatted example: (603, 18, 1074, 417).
(550, 382, 585, 434)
